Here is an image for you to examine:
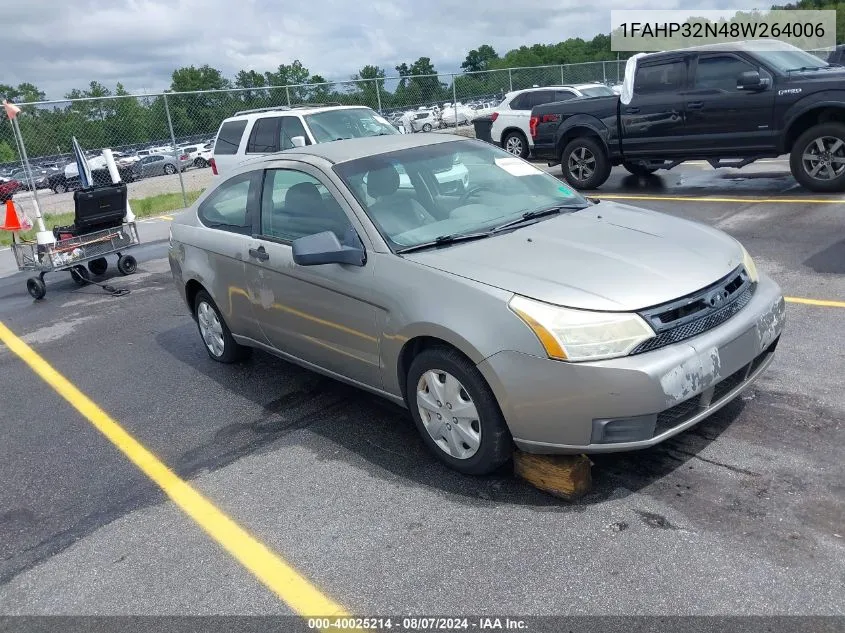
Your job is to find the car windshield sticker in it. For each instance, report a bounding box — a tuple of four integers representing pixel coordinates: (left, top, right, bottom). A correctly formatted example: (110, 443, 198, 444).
(494, 156, 544, 177)
(558, 184, 577, 197)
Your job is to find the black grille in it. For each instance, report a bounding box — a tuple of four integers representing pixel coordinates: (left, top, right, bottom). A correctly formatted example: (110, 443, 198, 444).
(632, 268, 754, 355)
(711, 366, 748, 402)
(655, 398, 703, 435)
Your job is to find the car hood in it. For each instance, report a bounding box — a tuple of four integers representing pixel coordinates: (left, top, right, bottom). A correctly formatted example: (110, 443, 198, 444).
(403, 201, 744, 311)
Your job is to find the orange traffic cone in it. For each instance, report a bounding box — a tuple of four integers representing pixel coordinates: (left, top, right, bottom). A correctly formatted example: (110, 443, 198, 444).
(0, 199, 22, 232)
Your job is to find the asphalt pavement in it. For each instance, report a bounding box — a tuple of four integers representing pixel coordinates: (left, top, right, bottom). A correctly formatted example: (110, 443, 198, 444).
(0, 160, 843, 619)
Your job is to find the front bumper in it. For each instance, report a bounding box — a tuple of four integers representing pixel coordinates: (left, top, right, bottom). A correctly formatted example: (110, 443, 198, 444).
(477, 274, 786, 454)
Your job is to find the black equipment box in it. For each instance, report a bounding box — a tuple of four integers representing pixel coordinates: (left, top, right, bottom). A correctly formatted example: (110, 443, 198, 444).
(73, 183, 127, 232)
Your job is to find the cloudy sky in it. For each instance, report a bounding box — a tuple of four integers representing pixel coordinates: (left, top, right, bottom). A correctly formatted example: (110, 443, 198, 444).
(6, 0, 767, 101)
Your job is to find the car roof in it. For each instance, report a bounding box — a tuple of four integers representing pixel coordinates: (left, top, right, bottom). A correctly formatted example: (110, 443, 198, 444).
(641, 39, 804, 60)
(239, 133, 468, 166)
(222, 104, 375, 123)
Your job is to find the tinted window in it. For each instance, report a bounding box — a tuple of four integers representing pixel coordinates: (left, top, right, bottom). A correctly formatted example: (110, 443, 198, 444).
(635, 61, 686, 94)
(553, 90, 577, 102)
(247, 116, 280, 153)
(260, 169, 353, 242)
(694, 55, 756, 91)
(509, 94, 530, 110)
(198, 173, 255, 234)
(215, 119, 248, 155)
(579, 86, 615, 97)
(530, 91, 557, 108)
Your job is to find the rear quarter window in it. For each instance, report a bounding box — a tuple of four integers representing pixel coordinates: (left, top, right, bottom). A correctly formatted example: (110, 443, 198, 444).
(215, 119, 248, 155)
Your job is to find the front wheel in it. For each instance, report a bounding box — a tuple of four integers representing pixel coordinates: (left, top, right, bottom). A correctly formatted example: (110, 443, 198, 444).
(27, 277, 46, 300)
(117, 254, 137, 275)
(790, 122, 845, 192)
(561, 137, 611, 190)
(54, 182, 67, 194)
(194, 290, 250, 363)
(164, 164, 177, 175)
(422, 123, 433, 133)
(194, 158, 208, 168)
(407, 347, 512, 475)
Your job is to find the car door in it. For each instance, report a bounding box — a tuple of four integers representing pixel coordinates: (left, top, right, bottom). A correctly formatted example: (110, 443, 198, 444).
(243, 163, 381, 388)
(194, 170, 263, 341)
(246, 116, 281, 156)
(683, 53, 776, 153)
(620, 57, 688, 156)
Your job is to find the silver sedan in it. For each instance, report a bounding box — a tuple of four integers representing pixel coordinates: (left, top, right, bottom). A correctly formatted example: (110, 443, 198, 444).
(168, 134, 785, 475)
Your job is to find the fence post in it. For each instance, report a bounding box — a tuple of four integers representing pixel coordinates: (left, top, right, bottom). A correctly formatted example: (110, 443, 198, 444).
(602, 61, 607, 84)
(163, 93, 188, 209)
(285, 86, 291, 106)
(375, 79, 382, 113)
(452, 75, 458, 131)
(560, 65, 565, 84)
(508, 68, 513, 92)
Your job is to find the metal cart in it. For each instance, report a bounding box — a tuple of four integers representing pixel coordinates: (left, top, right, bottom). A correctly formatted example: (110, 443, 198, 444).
(11, 222, 140, 299)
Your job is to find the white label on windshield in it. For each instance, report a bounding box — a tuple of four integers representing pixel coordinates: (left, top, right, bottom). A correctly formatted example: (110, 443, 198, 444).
(373, 115, 390, 126)
(494, 157, 543, 177)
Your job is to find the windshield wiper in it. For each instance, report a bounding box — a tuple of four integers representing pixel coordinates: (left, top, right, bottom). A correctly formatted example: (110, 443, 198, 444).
(490, 204, 586, 233)
(396, 232, 492, 254)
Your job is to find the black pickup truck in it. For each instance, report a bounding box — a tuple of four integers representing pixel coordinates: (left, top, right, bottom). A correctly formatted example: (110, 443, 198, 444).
(531, 41, 845, 192)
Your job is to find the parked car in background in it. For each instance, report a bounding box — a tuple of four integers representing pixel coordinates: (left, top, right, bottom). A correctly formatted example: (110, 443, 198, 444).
(0, 178, 21, 201)
(490, 83, 617, 158)
(9, 168, 50, 190)
(440, 103, 475, 127)
(49, 153, 135, 192)
(132, 154, 184, 179)
(168, 133, 784, 475)
(530, 40, 845, 192)
(193, 143, 214, 168)
(211, 104, 399, 177)
(404, 109, 441, 133)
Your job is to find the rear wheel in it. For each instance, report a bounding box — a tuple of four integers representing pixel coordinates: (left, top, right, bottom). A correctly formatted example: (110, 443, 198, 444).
(70, 265, 90, 286)
(27, 277, 46, 300)
(422, 123, 433, 133)
(790, 123, 845, 192)
(194, 157, 207, 168)
(54, 182, 67, 194)
(88, 257, 108, 276)
(406, 347, 512, 475)
(194, 290, 250, 363)
(164, 164, 177, 175)
(503, 131, 529, 159)
(117, 254, 137, 275)
(561, 136, 611, 190)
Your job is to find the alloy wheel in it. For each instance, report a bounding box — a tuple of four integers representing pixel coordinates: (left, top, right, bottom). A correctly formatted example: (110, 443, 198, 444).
(505, 136, 524, 156)
(801, 136, 845, 181)
(568, 146, 596, 182)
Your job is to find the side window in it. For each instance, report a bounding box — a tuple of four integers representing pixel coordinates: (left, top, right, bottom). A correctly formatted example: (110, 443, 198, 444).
(215, 119, 248, 155)
(198, 172, 256, 235)
(531, 91, 557, 107)
(509, 94, 529, 110)
(694, 55, 756, 92)
(634, 61, 686, 94)
(554, 90, 577, 102)
(280, 117, 310, 150)
(247, 116, 280, 153)
(260, 169, 354, 242)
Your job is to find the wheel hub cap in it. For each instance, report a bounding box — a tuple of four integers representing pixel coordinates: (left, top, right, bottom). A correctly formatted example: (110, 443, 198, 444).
(802, 136, 845, 181)
(197, 301, 225, 357)
(416, 370, 481, 460)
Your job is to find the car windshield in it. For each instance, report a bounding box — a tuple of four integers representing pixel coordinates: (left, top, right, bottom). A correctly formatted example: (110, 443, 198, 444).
(756, 47, 829, 72)
(334, 140, 589, 250)
(305, 108, 398, 143)
(579, 85, 616, 97)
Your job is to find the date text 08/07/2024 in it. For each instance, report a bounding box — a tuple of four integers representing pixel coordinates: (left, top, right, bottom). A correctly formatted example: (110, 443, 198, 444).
(307, 617, 528, 630)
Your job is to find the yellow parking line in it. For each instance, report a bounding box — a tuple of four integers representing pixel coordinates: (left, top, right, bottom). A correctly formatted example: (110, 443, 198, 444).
(596, 194, 845, 204)
(0, 320, 348, 620)
(785, 296, 845, 308)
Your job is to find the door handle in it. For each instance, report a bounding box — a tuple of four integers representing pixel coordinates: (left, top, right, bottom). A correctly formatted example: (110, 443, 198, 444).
(687, 101, 704, 110)
(625, 107, 640, 114)
(248, 246, 269, 262)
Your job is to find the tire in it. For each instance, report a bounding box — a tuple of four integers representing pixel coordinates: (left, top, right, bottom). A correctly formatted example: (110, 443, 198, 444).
(406, 347, 512, 475)
(54, 182, 67, 194)
(422, 123, 433, 133)
(27, 277, 46, 300)
(88, 257, 108, 276)
(194, 158, 207, 168)
(623, 162, 657, 177)
(561, 136, 611, 190)
(117, 254, 137, 275)
(789, 122, 845, 193)
(70, 265, 90, 286)
(164, 164, 177, 175)
(193, 290, 250, 363)
(502, 131, 529, 159)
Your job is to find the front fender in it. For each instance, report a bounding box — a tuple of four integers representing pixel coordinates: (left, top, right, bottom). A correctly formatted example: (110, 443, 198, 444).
(781, 91, 845, 150)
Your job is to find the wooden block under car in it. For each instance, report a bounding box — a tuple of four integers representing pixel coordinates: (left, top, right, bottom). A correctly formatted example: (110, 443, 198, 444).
(513, 451, 592, 500)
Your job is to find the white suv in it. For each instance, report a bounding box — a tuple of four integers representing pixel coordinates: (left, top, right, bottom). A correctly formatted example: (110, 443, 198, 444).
(489, 84, 616, 158)
(211, 105, 398, 176)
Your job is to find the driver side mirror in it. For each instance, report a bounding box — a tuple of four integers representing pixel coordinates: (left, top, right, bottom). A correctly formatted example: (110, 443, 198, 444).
(736, 70, 769, 91)
(291, 136, 307, 148)
(292, 230, 366, 267)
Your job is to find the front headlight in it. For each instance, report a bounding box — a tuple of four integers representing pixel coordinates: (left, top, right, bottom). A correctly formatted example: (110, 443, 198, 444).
(739, 244, 759, 283)
(509, 295, 656, 362)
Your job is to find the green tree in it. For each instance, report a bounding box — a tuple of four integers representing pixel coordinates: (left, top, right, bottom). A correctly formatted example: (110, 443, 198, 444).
(461, 44, 499, 72)
(0, 141, 16, 163)
(408, 57, 444, 104)
(170, 65, 231, 92)
(352, 65, 386, 109)
(308, 75, 333, 103)
(265, 60, 311, 102)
